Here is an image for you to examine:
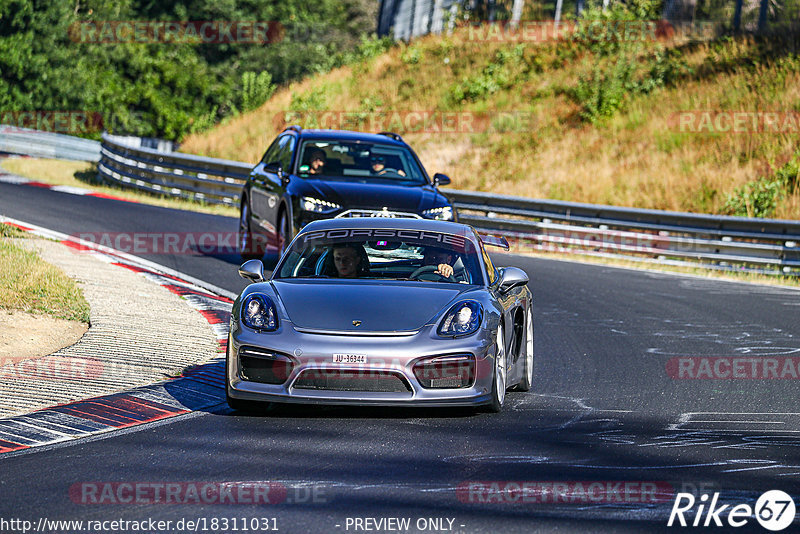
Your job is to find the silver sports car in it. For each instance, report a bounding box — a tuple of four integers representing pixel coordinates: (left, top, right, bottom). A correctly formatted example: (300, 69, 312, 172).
(226, 218, 533, 412)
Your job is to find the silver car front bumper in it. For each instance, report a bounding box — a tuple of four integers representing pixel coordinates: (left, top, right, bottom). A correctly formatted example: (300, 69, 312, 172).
(227, 321, 498, 407)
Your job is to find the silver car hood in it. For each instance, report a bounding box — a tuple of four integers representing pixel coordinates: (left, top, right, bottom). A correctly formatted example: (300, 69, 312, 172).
(272, 280, 471, 334)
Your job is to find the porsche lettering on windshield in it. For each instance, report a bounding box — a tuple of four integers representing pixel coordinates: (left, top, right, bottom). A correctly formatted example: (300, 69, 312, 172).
(302, 229, 467, 249)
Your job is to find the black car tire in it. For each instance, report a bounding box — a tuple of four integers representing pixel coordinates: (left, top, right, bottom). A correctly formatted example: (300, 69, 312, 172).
(484, 324, 507, 413)
(515, 304, 534, 392)
(239, 197, 266, 261)
(277, 208, 291, 257)
(226, 393, 267, 413)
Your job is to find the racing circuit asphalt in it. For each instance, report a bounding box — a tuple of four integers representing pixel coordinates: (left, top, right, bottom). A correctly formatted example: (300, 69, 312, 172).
(1, 181, 800, 533)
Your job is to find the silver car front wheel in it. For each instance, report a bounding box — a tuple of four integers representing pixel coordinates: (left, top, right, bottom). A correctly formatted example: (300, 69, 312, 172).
(486, 325, 506, 412)
(517, 305, 534, 391)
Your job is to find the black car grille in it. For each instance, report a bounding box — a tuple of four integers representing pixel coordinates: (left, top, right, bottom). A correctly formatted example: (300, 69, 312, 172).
(238, 346, 293, 385)
(292, 369, 412, 393)
(335, 209, 422, 219)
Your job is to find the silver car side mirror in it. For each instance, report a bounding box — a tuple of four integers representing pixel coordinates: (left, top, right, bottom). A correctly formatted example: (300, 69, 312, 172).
(499, 266, 529, 292)
(238, 259, 265, 283)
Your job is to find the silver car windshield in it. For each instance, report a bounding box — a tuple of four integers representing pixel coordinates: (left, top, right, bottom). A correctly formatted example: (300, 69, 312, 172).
(276, 229, 483, 285)
(296, 140, 427, 185)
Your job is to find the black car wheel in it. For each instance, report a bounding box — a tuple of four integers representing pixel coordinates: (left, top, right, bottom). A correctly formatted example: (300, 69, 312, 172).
(277, 209, 291, 257)
(239, 198, 265, 260)
(485, 325, 507, 413)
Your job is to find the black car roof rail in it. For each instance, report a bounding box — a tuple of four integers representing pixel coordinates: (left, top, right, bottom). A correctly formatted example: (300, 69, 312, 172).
(378, 131, 404, 142)
(284, 125, 302, 134)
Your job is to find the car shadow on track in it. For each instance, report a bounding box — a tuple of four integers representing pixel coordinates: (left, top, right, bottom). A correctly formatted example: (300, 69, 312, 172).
(161, 359, 489, 420)
(224, 403, 482, 419)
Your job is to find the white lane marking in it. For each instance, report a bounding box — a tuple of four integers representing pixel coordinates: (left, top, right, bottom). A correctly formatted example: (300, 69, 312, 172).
(0, 427, 45, 444)
(0, 409, 213, 460)
(669, 412, 800, 432)
(0, 215, 236, 300)
(49, 185, 92, 195)
(693, 420, 785, 425)
(722, 464, 787, 473)
(0, 174, 32, 184)
(4, 419, 73, 439)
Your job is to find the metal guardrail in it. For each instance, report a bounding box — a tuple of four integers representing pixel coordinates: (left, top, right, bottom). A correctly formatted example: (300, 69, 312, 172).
(98, 133, 250, 206)
(95, 134, 797, 275)
(0, 126, 100, 162)
(447, 191, 800, 275)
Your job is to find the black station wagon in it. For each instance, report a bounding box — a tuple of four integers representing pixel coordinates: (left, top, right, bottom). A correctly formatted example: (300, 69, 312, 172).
(238, 127, 456, 260)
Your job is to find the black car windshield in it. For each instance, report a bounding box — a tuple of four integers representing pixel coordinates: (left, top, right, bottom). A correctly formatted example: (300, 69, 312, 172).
(275, 228, 483, 285)
(297, 140, 428, 185)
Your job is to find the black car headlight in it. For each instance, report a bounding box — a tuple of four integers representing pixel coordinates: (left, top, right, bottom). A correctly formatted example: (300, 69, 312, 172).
(301, 196, 340, 214)
(241, 294, 278, 331)
(438, 301, 482, 337)
(422, 206, 454, 221)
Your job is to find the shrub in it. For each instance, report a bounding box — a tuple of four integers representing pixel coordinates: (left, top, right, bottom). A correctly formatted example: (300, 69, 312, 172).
(448, 44, 527, 104)
(241, 71, 275, 113)
(573, 53, 637, 122)
(724, 156, 800, 217)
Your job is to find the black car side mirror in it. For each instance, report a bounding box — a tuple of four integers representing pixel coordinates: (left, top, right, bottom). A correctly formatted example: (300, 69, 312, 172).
(433, 173, 451, 186)
(265, 162, 283, 176)
(498, 266, 529, 292)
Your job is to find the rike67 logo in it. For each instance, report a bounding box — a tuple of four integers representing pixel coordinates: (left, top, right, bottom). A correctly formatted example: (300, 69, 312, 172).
(668, 490, 796, 531)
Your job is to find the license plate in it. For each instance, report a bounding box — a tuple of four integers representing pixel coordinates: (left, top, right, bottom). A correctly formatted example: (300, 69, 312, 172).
(332, 354, 367, 364)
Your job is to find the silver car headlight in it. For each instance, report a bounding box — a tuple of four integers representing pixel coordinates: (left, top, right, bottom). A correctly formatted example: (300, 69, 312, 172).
(242, 294, 278, 331)
(438, 301, 482, 337)
(422, 206, 454, 221)
(301, 196, 340, 213)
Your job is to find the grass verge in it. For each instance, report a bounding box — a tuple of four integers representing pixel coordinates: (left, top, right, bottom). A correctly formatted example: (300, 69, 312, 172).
(182, 27, 800, 220)
(0, 226, 91, 322)
(1, 158, 239, 218)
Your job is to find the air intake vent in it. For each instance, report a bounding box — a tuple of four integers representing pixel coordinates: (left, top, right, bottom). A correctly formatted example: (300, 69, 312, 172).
(413, 354, 475, 389)
(238, 347, 293, 385)
(293, 369, 412, 393)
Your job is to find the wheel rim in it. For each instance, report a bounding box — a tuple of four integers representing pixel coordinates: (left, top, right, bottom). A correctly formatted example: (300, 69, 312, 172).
(495, 327, 506, 405)
(525, 308, 534, 385)
(239, 202, 250, 253)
